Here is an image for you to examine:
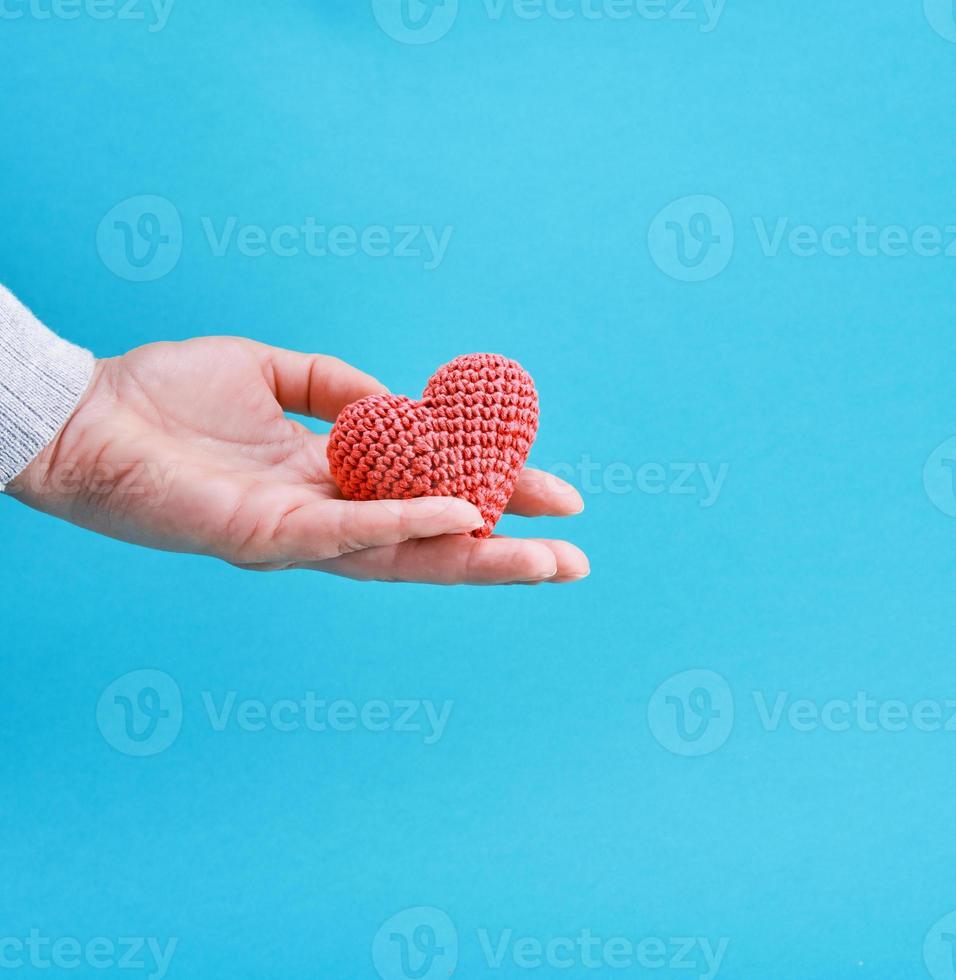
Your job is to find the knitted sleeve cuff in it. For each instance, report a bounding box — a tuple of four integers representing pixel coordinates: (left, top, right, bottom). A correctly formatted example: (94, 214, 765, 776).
(0, 285, 95, 490)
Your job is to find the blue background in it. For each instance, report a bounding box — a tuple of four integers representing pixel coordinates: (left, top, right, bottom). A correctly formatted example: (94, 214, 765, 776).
(3, 1, 956, 977)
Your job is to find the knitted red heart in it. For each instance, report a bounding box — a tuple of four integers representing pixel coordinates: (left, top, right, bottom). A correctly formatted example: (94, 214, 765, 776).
(327, 353, 539, 538)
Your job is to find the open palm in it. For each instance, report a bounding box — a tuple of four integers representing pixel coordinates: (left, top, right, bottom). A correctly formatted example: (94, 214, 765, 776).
(12, 337, 588, 585)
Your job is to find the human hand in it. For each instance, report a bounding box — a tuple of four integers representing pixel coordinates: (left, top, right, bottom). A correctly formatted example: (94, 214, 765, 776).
(9, 337, 588, 585)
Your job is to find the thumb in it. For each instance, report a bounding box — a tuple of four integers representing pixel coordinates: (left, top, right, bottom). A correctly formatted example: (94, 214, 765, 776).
(262, 496, 486, 563)
(252, 342, 388, 421)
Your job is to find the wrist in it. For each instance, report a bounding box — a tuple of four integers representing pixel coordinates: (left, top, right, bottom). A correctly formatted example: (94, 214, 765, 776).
(6, 358, 109, 510)
(0, 284, 96, 494)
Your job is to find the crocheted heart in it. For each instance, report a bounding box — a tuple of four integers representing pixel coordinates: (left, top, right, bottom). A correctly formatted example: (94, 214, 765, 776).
(327, 353, 539, 538)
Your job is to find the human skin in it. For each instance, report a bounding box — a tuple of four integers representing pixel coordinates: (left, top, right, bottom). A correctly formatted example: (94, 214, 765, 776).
(8, 337, 589, 585)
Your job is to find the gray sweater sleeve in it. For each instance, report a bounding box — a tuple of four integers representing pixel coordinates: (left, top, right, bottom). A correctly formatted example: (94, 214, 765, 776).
(0, 285, 95, 490)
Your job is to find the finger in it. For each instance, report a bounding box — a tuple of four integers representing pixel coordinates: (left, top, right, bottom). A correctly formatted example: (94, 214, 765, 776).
(253, 343, 388, 421)
(516, 537, 590, 583)
(301, 535, 572, 585)
(505, 468, 585, 517)
(264, 496, 484, 562)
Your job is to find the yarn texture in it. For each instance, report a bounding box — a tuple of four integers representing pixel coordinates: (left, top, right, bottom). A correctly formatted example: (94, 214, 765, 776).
(327, 353, 539, 537)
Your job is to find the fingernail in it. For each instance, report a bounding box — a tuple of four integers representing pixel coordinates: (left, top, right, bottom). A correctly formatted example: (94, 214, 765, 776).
(548, 571, 590, 584)
(523, 561, 558, 582)
(405, 496, 476, 523)
(451, 508, 484, 532)
(363, 372, 389, 394)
